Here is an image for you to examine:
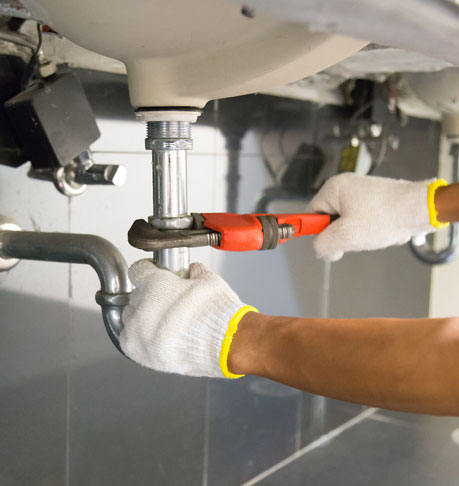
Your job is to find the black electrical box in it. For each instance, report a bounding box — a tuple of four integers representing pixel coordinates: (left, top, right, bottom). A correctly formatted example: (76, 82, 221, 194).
(0, 55, 29, 168)
(5, 72, 100, 169)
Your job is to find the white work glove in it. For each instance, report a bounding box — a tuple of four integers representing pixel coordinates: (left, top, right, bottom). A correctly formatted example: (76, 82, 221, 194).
(307, 173, 439, 261)
(120, 259, 256, 378)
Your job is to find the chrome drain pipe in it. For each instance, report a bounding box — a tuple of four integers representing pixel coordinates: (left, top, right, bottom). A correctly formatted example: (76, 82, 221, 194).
(146, 120, 193, 276)
(137, 110, 201, 276)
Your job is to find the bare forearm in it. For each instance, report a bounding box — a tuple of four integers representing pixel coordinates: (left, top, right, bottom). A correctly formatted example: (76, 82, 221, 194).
(229, 312, 459, 415)
(435, 182, 459, 222)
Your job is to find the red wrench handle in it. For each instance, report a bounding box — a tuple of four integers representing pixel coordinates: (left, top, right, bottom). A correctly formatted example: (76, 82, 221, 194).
(272, 213, 336, 243)
(201, 213, 336, 252)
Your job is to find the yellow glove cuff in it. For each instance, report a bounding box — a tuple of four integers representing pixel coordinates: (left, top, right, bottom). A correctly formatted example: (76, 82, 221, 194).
(427, 179, 450, 229)
(220, 305, 258, 379)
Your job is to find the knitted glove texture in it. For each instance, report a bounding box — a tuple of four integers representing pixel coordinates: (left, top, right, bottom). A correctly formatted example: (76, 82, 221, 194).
(120, 260, 244, 377)
(307, 173, 434, 261)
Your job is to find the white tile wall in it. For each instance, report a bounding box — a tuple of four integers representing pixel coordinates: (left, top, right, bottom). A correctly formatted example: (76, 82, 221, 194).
(0, 163, 70, 302)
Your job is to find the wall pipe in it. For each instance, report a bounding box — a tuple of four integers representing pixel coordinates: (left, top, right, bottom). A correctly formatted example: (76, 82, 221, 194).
(0, 220, 132, 354)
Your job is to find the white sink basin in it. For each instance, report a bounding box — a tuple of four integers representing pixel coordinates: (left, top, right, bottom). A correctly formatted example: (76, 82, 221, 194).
(22, 0, 365, 109)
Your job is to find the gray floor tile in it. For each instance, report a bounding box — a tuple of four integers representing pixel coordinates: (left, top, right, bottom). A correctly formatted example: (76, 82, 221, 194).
(300, 394, 365, 447)
(69, 306, 206, 486)
(207, 376, 300, 486)
(0, 292, 68, 486)
(257, 413, 459, 486)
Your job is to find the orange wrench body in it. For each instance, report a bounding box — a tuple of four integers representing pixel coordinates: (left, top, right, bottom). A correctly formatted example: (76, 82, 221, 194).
(201, 213, 334, 251)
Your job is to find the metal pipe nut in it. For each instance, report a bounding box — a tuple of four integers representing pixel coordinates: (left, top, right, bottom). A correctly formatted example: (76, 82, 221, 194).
(145, 138, 193, 151)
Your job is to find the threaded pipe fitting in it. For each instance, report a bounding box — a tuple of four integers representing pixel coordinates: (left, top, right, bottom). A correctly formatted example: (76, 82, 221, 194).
(146, 121, 191, 140)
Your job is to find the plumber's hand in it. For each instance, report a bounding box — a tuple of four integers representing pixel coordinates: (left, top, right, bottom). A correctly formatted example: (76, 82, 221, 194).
(120, 259, 253, 378)
(307, 173, 435, 261)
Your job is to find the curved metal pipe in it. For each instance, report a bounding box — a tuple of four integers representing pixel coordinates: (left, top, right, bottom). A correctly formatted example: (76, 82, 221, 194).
(0, 228, 132, 354)
(410, 223, 459, 265)
(253, 186, 314, 214)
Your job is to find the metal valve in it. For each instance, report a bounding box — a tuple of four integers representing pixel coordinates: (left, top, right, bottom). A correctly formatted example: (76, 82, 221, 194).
(28, 150, 126, 197)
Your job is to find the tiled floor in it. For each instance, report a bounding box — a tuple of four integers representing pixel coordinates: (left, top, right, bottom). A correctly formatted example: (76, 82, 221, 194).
(251, 410, 459, 486)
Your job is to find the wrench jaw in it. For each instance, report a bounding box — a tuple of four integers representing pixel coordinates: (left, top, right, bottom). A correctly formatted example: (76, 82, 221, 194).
(127, 218, 220, 252)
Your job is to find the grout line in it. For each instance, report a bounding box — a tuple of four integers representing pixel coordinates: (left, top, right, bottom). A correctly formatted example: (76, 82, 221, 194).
(294, 395, 302, 452)
(65, 198, 72, 486)
(65, 263, 72, 486)
(202, 380, 210, 486)
(240, 407, 378, 486)
(321, 260, 332, 319)
(369, 412, 417, 429)
(311, 395, 327, 433)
